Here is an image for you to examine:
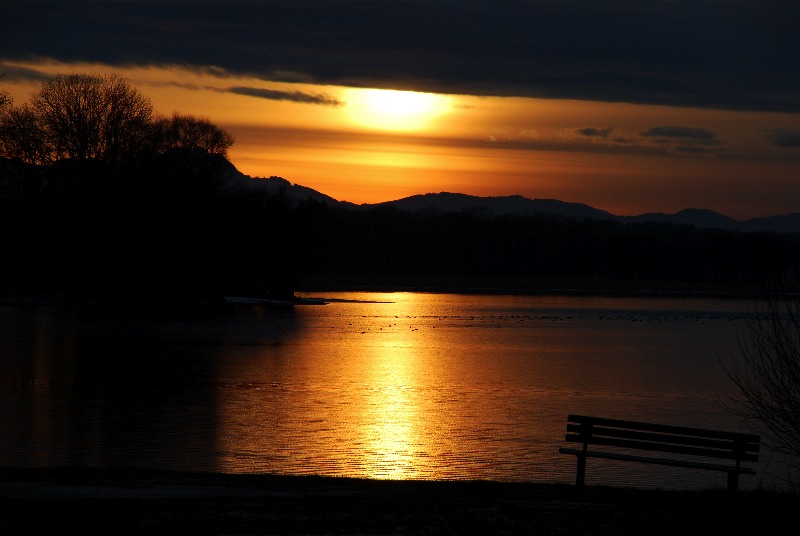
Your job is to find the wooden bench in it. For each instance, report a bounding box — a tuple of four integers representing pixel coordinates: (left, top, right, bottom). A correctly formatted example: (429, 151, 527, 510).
(559, 414, 760, 491)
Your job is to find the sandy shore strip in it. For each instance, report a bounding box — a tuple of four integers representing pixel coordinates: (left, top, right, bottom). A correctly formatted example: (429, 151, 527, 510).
(0, 467, 795, 535)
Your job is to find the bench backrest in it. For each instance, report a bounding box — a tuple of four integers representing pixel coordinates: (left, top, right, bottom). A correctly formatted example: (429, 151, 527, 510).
(564, 414, 760, 463)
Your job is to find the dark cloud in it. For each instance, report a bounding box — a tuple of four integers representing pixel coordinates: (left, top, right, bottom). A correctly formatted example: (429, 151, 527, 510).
(228, 86, 343, 106)
(674, 145, 723, 156)
(770, 128, 800, 148)
(640, 126, 718, 142)
(2, 1, 800, 112)
(639, 125, 722, 156)
(576, 127, 613, 138)
(0, 64, 52, 83)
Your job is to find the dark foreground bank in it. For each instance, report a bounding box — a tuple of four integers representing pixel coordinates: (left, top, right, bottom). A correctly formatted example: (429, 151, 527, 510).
(0, 468, 795, 535)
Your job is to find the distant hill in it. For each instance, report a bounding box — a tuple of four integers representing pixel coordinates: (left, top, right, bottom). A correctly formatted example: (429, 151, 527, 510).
(618, 209, 742, 231)
(2, 152, 797, 233)
(359, 192, 800, 234)
(373, 193, 616, 221)
(244, 177, 800, 233)
(243, 175, 342, 206)
(737, 213, 800, 234)
(158, 156, 800, 234)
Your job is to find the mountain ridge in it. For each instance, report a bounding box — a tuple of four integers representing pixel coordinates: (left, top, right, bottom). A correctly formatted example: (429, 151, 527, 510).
(2, 143, 797, 234)
(35, 149, 790, 233)
(253, 175, 800, 233)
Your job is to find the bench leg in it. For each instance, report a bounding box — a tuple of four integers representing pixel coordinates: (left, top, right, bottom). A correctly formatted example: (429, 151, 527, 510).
(727, 472, 739, 491)
(576, 454, 586, 487)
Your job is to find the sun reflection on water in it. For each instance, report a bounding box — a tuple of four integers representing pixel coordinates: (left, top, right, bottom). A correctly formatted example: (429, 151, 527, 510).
(360, 338, 420, 479)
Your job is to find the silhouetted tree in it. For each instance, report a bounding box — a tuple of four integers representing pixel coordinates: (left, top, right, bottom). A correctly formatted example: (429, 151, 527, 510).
(0, 104, 48, 165)
(723, 294, 800, 472)
(152, 112, 235, 156)
(28, 73, 154, 166)
(0, 82, 10, 112)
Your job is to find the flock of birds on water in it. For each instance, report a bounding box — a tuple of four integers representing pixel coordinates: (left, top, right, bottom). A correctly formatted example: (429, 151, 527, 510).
(333, 310, 756, 335)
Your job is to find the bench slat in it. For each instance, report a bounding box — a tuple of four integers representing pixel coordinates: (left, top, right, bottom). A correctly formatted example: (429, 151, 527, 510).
(566, 414, 760, 443)
(566, 436, 758, 462)
(566, 423, 760, 453)
(564, 434, 760, 463)
(558, 448, 756, 474)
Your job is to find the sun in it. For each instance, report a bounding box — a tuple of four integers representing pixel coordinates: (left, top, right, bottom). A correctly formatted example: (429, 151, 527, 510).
(345, 88, 451, 131)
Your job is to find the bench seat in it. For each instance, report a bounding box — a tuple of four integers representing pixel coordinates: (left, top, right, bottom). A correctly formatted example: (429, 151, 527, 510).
(558, 447, 757, 474)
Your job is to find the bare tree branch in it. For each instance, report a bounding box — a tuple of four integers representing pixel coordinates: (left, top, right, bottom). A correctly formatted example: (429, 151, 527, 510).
(722, 294, 800, 464)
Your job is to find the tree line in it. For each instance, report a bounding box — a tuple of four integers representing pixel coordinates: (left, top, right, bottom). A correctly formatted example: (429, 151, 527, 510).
(294, 199, 800, 295)
(0, 73, 234, 167)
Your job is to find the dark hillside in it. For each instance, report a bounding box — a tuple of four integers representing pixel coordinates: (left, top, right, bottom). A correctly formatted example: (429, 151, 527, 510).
(3, 152, 799, 300)
(295, 200, 800, 294)
(0, 151, 300, 301)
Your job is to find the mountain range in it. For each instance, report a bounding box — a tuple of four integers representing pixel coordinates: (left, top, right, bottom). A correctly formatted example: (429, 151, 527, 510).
(3, 148, 797, 234)
(178, 153, 800, 234)
(246, 174, 800, 234)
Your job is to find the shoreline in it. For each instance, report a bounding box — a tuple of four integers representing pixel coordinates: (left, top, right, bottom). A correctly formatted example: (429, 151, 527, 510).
(298, 285, 770, 300)
(296, 273, 791, 301)
(2, 272, 792, 307)
(1, 467, 795, 534)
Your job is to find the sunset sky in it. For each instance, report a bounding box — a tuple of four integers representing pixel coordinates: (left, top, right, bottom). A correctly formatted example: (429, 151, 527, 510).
(2, 1, 800, 220)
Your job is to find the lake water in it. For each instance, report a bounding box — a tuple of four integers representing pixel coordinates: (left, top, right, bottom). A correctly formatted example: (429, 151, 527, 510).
(0, 292, 794, 491)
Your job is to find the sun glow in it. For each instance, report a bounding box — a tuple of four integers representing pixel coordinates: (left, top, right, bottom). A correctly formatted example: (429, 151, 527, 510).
(345, 88, 451, 131)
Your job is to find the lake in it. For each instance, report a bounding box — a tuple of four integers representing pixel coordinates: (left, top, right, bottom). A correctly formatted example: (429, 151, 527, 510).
(0, 292, 794, 491)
